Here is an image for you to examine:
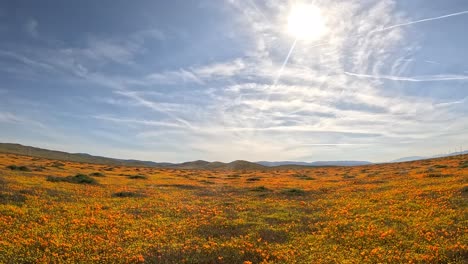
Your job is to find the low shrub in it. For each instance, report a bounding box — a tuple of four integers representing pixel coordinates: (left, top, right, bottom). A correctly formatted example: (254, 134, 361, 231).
(459, 161, 468, 168)
(112, 191, 146, 198)
(251, 186, 271, 192)
(246, 177, 261, 182)
(426, 173, 450, 178)
(294, 174, 316, 180)
(47, 174, 98, 184)
(89, 172, 105, 177)
(6, 165, 30, 172)
(281, 188, 306, 196)
(128, 174, 148, 180)
(461, 186, 468, 195)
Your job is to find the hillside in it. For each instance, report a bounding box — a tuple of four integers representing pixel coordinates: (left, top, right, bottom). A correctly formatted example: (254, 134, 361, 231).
(0, 143, 166, 167)
(0, 152, 466, 263)
(0, 143, 266, 170)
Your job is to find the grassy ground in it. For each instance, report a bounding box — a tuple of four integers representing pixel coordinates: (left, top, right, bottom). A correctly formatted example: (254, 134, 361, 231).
(0, 153, 466, 263)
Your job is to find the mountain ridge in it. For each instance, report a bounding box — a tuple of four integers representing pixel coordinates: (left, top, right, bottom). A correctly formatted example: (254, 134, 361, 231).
(1, 142, 465, 170)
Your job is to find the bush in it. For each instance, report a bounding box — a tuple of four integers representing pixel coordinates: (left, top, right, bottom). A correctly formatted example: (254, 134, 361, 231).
(47, 174, 98, 184)
(89, 172, 105, 177)
(281, 188, 306, 196)
(226, 174, 241, 180)
(251, 186, 271, 192)
(246, 177, 261, 182)
(459, 161, 468, 168)
(6, 165, 30, 172)
(461, 186, 468, 195)
(128, 174, 148, 180)
(112, 191, 146, 198)
(426, 173, 450, 178)
(294, 174, 316, 180)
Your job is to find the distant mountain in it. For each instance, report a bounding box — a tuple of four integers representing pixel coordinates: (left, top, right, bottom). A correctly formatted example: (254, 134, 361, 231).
(390, 156, 427, 163)
(173, 160, 266, 170)
(432, 150, 468, 158)
(5, 142, 463, 170)
(257, 160, 372, 167)
(391, 150, 468, 163)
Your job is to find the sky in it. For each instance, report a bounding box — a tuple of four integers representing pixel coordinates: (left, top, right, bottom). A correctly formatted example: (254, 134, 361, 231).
(0, 0, 467, 163)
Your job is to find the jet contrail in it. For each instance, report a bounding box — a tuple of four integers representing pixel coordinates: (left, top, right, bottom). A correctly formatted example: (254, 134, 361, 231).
(273, 39, 298, 87)
(254, 38, 298, 130)
(373, 10, 468, 33)
(344, 72, 468, 82)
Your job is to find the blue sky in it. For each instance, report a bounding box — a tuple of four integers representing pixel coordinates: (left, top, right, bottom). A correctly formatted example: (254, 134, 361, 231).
(0, 0, 467, 162)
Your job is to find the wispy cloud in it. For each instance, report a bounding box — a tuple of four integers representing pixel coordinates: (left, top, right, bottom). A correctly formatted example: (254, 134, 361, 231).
(94, 115, 185, 129)
(114, 91, 193, 128)
(0, 50, 55, 72)
(0, 111, 46, 128)
(192, 59, 246, 79)
(146, 69, 204, 85)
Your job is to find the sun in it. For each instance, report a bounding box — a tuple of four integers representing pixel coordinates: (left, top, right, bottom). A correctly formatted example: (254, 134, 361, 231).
(287, 3, 327, 41)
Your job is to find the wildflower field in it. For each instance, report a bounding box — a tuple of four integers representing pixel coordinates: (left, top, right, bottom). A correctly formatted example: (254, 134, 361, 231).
(0, 153, 466, 263)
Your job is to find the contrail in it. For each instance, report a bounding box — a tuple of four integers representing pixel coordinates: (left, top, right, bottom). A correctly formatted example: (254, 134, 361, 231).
(344, 72, 468, 82)
(373, 10, 468, 33)
(272, 39, 298, 87)
(255, 38, 298, 124)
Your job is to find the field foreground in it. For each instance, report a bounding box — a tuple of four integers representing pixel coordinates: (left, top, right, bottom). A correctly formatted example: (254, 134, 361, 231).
(0, 153, 467, 263)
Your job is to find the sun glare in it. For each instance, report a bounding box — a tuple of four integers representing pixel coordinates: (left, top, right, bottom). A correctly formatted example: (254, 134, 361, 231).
(287, 4, 327, 41)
